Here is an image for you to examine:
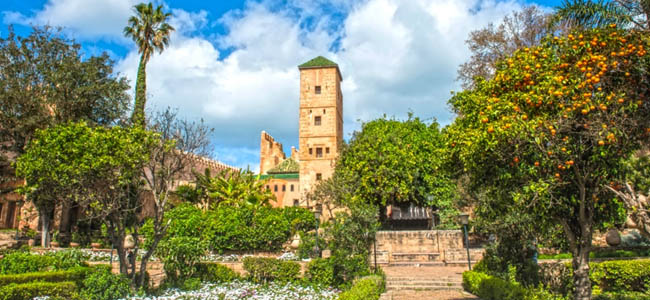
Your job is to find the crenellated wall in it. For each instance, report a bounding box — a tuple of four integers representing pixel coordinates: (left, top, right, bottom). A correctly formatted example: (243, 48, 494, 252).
(259, 131, 286, 175)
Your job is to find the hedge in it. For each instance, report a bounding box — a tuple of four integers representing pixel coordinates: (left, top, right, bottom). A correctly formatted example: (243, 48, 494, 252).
(195, 262, 240, 283)
(242, 257, 300, 283)
(337, 275, 385, 300)
(0, 266, 91, 286)
(0, 281, 79, 300)
(540, 259, 650, 294)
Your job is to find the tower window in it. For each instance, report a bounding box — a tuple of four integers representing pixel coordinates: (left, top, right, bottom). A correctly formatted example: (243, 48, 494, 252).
(266, 185, 270, 190)
(323, 109, 326, 114)
(293, 199, 300, 207)
(316, 147, 323, 158)
(309, 148, 313, 155)
(316, 173, 322, 181)
(282, 185, 286, 191)
(290, 184, 294, 192)
(315, 86, 321, 94)
(326, 147, 330, 154)
(314, 116, 321, 126)
(274, 185, 278, 192)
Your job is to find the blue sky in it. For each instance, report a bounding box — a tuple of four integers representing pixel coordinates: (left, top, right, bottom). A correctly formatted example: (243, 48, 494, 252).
(2, 0, 566, 171)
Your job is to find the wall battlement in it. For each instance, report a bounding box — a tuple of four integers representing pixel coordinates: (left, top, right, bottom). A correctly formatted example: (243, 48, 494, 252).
(260, 131, 287, 174)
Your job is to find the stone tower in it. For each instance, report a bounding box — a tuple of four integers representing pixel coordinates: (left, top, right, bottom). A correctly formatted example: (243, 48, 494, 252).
(298, 56, 343, 200)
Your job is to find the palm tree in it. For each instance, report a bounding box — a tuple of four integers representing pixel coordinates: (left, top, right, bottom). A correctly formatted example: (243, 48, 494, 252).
(123, 3, 174, 127)
(553, 0, 649, 30)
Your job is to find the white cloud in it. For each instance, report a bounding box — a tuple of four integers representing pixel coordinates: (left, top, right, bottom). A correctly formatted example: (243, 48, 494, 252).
(2, 0, 140, 40)
(3, 0, 540, 169)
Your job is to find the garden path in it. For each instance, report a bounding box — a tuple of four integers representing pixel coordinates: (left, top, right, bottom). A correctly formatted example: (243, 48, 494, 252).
(379, 265, 478, 300)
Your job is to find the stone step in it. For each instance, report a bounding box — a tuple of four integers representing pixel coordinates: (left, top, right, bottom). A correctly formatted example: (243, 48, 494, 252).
(391, 252, 441, 263)
(387, 280, 462, 285)
(386, 285, 463, 291)
(386, 262, 446, 267)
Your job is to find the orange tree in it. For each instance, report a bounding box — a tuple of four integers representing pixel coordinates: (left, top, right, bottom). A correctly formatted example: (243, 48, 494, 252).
(447, 25, 649, 299)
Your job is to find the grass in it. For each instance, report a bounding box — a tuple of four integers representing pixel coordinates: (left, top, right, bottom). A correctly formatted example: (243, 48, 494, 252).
(539, 249, 650, 260)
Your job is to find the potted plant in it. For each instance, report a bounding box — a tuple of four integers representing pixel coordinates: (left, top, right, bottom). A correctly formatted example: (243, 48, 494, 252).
(69, 232, 81, 248)
(50, 231, 60, 248)
(24, 229, 38, 247)
(91, 238, 102, 249)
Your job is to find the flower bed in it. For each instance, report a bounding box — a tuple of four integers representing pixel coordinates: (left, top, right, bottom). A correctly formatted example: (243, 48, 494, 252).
(125, 281, 339, 300)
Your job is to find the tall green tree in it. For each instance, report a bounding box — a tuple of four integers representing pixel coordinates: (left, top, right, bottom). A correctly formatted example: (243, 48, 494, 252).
(0, 26, 130, 233)
(447, 26, 650, 299)
(333, 116, 457, 227)
(123, 2, 175, 127)
(0, 26, 130, 171)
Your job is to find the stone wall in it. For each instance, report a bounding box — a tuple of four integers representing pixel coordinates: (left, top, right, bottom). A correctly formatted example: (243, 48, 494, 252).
(259, 131, 286, 175)
(372, 230, 484, 265)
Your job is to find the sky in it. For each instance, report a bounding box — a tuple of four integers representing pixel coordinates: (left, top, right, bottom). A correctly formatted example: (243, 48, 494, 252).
(1, 0, 565, 172)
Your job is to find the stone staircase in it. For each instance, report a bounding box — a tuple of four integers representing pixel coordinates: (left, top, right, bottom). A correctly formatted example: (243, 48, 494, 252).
(0, 231, 19, 250)
(385, 275, 463, 291)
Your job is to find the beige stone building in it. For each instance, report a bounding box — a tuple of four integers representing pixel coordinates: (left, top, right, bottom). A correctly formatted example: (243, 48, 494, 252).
(260, 56, 343, 211)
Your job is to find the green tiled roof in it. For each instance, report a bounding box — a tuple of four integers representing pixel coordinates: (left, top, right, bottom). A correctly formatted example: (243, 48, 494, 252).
(267, 158, 299, 174)
(259, 173, 299, 180)
(299, 56, 337, 68)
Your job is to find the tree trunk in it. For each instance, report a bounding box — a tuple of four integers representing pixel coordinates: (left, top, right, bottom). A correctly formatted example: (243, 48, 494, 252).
(40, 208, 50, 248)
(572, 243, 592, 300)
(131, 55, 147, 127)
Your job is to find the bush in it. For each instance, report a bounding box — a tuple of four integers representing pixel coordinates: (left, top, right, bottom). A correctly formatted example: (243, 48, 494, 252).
(242, 257, 300, 283)
(79, 267, 131, 300)
(195, 262, 240, 283)
(590, 259, 650, 293)
(305, 258, 336, 287)
(157, 236, 207, 283)
(0, 251, 53, 274)
(45, 249, 90, 270)
(250, 207, 291, 250)
(0, 281, 79, 300)
(0, 266, 91, 286)
(540, 259, 650, 295)
(462, 270, 491, 294)
(282, 207, 317, 233)
(337, 275, 385, 300)
(464, 271, 566, 300)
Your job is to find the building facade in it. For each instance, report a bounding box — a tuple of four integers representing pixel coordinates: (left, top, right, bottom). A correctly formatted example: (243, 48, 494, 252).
(260, 56, 343, 211)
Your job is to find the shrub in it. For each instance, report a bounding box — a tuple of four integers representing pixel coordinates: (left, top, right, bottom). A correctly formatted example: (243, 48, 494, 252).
(0, 266, 91, 286)
(282, 206, 317, 233)
(337, 275, 385, 300)
(195, 262, 240, 283)
(0, 281, 79, 300)
(462, 270, 491, 294)
(157, 236, 207, 283)
(305, 258, 336, 287)
(79, 267, 130, 300)
(540, 259, 650, 295)
(0, 251, 53, 274)
(45, 249, 90, 270)
(250, 207, 291, 250)
(297, 231, 325, 259)
(242, 257, 300, 283)
(590, 259, 650, 293)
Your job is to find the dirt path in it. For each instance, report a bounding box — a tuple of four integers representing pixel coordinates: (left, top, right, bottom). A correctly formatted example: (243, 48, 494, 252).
(380, 265, 478, 300)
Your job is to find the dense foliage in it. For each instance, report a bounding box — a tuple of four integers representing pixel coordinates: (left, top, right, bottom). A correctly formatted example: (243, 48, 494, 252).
(448, 25, 650, 299)
(334, 117, 457, 226)
(337, 275, 385, 300)
(242, 257, 301, 284)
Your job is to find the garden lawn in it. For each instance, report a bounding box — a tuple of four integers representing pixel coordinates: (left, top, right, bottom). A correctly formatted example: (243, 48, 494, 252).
(126, 281, 339, 300)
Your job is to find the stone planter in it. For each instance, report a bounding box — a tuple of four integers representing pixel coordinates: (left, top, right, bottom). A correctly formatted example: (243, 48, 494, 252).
(50, 241, 60, 248)
(70, 242, 80, 248)
(28, 239, 36, 247)
(91, 242, 101, 249)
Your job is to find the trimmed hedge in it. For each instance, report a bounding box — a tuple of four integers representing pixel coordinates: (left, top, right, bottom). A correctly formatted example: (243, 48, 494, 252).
(0, 266, 91, 286)
(242, 257, 300, 283)
(195, 262, 240, 283)
(305, 258, 336, 287)
(0, 281, 79, 300)
(337, 275, 385, 300)
(0, 249, 89, 275)
(540, 259, 650, 294)
(594, 292, 650, 300)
